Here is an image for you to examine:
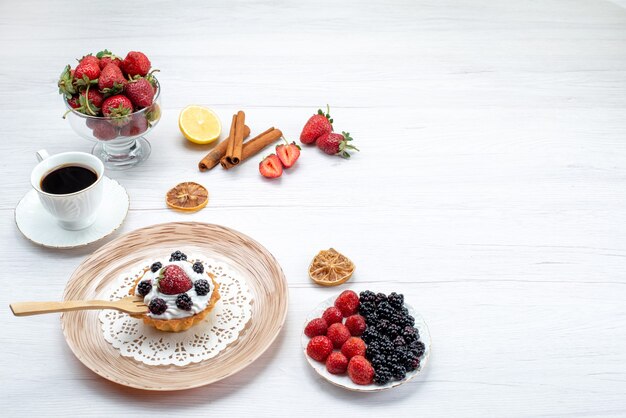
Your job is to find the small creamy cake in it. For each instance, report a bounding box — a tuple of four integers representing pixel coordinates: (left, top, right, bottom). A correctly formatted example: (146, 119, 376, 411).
(130, 250, 220, 332)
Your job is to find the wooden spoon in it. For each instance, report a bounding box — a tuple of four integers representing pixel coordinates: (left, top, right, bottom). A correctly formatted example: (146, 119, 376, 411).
(10, 296, 148, 316)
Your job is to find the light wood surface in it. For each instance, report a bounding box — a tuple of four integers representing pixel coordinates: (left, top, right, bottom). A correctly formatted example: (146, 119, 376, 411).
(1, 0, 626, 416)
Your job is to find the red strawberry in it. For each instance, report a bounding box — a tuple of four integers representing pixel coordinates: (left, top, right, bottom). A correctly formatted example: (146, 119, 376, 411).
(326, 352, 348, 374)
(321, 306, 343, 325)
(121, 51, 151, 77)
(348, 355, 374, 385)
(300, 106, 333, 144)
(120, 113, 149, 137)
(317, 131, 359, 158)
(91, 120, 118, 141)
(102, 95, 133, 118)
(259, 154, 283, 179)
(63, 86, 103, 118)
(96, 49, 122, 69)
(304, 318, 328, 338)
(306, 336, 333, 362)
(99, 56, 122, 69)
(158, 265, 193, 295)
(327, 322, 351, 348)
(341, 337, 366, 359)
(79, 55, 100, 67)
(275, 140, 301, 168)
(124, 78, 155, 108)
(98, 63, 127, 94)
(344, 314, 367, 336)
(67, 95, 79, 109)
(334, 290, 360, 317)
(74, 56, 100, 84)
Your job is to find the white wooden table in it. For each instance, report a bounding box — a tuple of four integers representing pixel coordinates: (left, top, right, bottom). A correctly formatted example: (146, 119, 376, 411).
(2, 0, 626, 416)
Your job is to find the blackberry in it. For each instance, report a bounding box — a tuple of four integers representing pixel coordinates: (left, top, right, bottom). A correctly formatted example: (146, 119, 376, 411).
(402, 326, 419, 343)
(393, 335, 406, 347)
(192, 261, 204, 274)
(390, 363, 407, 380)
(365, 312, 379, 326)
(150, 262, 162, 273)
(369, 353, 386, 369)
(137, 280, 152, 296)
(395, 346, 409, 363)
(359, 290, 376, 304)
(387, 323, 402, 339)
(362, 327, 379, 343)
(402, 315, 415, 328)
(366, 340, 381, 357)
(410, 340, 426, 357)
(194, 279, 210, 296)
(376, 340, 391, 351)
(391, 312, 405, 327)
(169, 250, 187, 261)
(400, 306, 409, 316)
(405, 353, 420, 372)
(386, 353, 400, 366)
(358, 301, 376, 317)
(377, 318, 390, 331)
(377, 301, 395, 319)
(175, 293, 193, 310)
(373, 366, 392, 385)
(375, 292, 387, 305)
(148, 298, 167, 315)
(388, 292, 404, 309)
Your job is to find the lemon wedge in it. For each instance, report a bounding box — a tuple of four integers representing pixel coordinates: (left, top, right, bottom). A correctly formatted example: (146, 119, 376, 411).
(179, 105, 221, 144)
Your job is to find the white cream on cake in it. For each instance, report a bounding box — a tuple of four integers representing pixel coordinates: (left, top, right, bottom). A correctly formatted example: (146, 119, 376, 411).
(136, 259, 214, 320)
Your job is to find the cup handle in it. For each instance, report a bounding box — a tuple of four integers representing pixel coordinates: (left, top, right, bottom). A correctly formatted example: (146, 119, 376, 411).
(36, 149, 50, 162)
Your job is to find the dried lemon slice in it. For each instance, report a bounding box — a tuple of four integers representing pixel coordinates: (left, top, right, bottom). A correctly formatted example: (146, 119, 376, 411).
(308, 248, 355, 286)
(166, 182, 208, 212)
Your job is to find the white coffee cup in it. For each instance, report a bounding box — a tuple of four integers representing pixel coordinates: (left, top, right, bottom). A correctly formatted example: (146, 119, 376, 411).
(31, 149, 105, 230)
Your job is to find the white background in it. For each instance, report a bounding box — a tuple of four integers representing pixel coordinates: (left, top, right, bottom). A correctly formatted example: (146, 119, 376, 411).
(2, 0, 626, 416)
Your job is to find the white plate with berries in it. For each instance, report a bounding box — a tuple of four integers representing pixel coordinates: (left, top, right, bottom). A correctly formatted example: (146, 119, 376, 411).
(301, 290, 431, 392)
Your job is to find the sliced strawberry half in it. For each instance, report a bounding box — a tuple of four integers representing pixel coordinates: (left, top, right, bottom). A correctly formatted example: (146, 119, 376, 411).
(275, 140, 301, 168)
(259, 154, 283, 178)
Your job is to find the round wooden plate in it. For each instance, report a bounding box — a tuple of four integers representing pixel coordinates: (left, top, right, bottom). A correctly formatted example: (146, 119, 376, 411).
(61, 222, 288, 391)
(301, 293, 431, 392)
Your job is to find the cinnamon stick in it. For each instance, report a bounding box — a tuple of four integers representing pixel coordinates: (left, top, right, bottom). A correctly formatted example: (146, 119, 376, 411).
(198, 125, 251, 171)
(220, 127, 283, 170)
(225, 111, 245, 166)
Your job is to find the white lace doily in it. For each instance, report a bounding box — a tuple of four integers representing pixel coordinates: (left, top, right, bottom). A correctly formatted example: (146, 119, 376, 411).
(98, 255, 253, 366)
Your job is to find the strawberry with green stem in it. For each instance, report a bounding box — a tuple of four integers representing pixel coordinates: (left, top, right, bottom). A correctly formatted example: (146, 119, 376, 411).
(57, 65, 76, 99)
(98, 63, 127, 96)
(102, 95, 133, 126)
(74, 55, 100, 89)
(62, 85, 103, 118)
(96, 49, 122, 69)
(300, 105, 333, 144)
(316, 131, 359, 158)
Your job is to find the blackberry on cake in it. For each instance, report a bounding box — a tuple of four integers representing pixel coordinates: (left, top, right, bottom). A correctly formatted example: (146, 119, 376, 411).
(137, 280, 152, 296)
(194, 279, 210, 296)
(192, 261, 204, 274)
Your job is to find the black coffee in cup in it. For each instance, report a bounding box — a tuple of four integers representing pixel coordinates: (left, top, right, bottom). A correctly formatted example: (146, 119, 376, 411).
(40, 165, 98, 195)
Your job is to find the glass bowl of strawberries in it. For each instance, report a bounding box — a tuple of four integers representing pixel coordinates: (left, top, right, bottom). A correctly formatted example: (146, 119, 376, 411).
(59, 50, 162, 170)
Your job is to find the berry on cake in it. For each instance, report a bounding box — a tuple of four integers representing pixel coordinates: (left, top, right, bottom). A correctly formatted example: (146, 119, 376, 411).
(130, 250, 221, 332)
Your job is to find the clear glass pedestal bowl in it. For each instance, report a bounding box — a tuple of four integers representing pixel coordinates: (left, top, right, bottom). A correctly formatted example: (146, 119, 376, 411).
(63, 81, 161, 170)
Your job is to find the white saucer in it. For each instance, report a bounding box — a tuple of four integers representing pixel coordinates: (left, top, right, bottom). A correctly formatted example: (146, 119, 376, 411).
(14, 177, 129, 249)
(301, 294, 431, 392)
